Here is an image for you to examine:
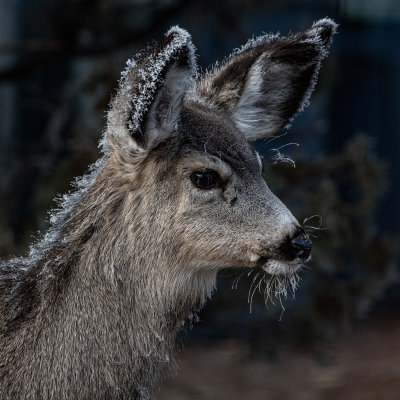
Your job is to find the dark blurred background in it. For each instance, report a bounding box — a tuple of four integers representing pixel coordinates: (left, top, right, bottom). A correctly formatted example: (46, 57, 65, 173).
(0, 0, 399, 399)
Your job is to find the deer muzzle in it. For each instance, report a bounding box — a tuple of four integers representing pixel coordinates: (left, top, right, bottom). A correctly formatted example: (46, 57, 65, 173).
(282, 229, 313, 262)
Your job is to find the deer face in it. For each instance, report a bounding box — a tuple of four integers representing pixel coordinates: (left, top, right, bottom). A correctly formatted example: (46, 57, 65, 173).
(106, 21, 336, 276)
(170, 102, 311, 275)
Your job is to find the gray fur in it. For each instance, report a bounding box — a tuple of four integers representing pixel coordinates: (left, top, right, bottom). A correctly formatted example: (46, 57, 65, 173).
(0, 21, 336, 399)
(194, 18, 337, 140)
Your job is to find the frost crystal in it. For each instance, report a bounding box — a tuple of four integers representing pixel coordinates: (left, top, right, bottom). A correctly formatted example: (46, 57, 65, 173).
(108, 26, 196, 148)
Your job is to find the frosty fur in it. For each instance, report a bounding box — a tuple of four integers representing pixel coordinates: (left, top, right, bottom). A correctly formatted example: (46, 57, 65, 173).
(0, 20, 336, 399)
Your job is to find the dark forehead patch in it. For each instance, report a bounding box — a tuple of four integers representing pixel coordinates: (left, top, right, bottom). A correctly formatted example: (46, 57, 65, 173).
(178, 101, 260, 175)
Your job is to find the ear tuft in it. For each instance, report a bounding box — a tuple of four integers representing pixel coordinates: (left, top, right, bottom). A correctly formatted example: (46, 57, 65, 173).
(107, 26, 197, 153)
(307, 18, 338, 47)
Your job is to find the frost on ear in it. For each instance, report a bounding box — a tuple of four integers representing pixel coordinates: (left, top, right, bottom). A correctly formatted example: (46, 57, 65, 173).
(106, 26, 197, 154)
(194, 18, 337, 141)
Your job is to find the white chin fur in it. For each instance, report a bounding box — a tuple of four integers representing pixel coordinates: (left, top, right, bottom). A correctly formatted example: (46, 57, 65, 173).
(262, 259, 302, 275)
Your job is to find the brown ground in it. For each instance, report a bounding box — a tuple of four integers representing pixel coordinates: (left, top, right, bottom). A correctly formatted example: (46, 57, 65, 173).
(158, 314, 400, 400)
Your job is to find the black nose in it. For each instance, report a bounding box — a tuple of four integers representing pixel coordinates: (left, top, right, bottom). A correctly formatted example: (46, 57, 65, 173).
(290, 232, 312, 261)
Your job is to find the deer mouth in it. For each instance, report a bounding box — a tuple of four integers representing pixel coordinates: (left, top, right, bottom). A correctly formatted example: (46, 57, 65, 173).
(251, 254, 305, 276)
(243, 256, 303, 306)
(249, 229, 312, 275)
(261, 259, 303, 275)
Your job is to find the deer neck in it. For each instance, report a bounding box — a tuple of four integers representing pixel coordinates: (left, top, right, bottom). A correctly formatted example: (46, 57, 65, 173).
(34, 156, 217, 346)
(42, 228, 217, 397)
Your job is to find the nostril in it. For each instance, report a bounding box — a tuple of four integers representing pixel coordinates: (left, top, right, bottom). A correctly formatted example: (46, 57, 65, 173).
(291, 236, 307, 249)
(290, 234, 312, 260)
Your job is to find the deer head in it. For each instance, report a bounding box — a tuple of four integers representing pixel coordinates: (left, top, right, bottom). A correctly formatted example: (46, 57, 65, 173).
(105, 20, 336, 280)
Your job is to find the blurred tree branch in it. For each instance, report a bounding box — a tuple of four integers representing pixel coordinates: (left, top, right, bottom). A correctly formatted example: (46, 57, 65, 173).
(0, 0, 194, 82)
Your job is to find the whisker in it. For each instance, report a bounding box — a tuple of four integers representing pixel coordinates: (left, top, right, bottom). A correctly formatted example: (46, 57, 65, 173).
(303, 215, 322, 225)
(272, 142, 299, 151)
(259, 271, 300, 312)
(303, 215, 329, 230)
(264, 131, 288, 145)
(232, 269, 248, 290)
(305, 232, 318, 239)
(249, 275, 264, 313)
(305, 225, 329, 231)
(247, 272, 260, 305)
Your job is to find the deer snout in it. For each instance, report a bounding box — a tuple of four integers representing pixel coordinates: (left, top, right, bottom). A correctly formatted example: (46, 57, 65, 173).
(288, 230, 312, 261)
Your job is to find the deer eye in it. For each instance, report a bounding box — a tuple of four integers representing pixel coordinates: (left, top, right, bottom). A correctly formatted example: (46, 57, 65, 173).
(190, 170, 221, 190)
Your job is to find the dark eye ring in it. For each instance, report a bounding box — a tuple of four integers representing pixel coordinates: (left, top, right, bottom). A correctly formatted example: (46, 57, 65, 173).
(190, 170, 222, 190)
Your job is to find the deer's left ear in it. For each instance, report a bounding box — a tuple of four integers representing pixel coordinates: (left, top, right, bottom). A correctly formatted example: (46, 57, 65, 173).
(107, 26, 196, 154)
(194, 18, 337, 141)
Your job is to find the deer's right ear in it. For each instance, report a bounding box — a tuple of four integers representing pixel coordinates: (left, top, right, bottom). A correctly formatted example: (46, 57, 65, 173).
(106, 27, 196, 155)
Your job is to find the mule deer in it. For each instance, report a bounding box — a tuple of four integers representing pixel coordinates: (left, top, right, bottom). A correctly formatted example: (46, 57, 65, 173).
(0, 19, 336, 399)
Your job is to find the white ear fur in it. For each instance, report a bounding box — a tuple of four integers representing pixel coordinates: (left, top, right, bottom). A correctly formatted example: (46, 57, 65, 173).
(106, 26, 197, 154)
(233, 55, 291, 140)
